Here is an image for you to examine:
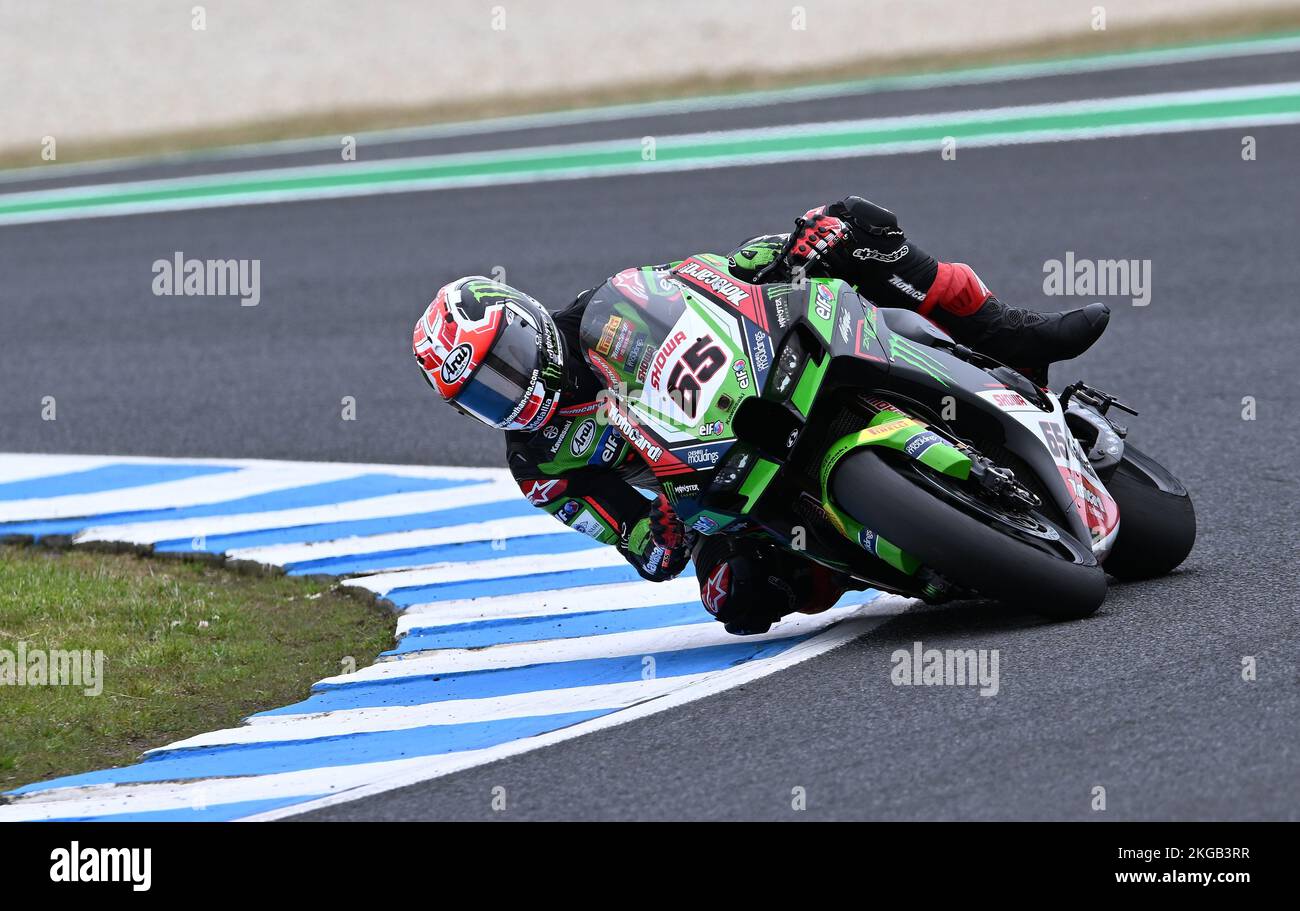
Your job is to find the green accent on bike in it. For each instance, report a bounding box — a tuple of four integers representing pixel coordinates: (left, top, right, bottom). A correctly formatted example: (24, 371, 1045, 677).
(819, 419, 971, 490)
(888, 335, 953, 386)
(870, 531, 921, 574)
(738, 458, 781, 512)
(914, 437, 971, 479)
(789, 356, 829, 417)
(820, 498, 921, 575)
(815, 414, 971, 572)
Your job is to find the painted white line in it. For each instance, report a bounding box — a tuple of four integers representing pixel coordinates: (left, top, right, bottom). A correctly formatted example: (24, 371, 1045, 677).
(73, 479, 520, 546)
(0, 455, 122, 486)
(0, 451, 927, 822)
(0, 464, 365, 523)
(152, 675, 719, 751)
(0, 452, 510, 481)
(344, 547, 625, 596)
(247, 600, 914, 820)
(396, 577, 704, 635)
(329, 591, 903, 682)
(0, 459, 511, 524)
(0, 754, 469, 821)
(225, 514, 564, 566)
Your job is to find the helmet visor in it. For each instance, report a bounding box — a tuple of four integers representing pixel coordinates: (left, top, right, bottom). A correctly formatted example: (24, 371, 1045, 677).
(454, 313, 546, 429)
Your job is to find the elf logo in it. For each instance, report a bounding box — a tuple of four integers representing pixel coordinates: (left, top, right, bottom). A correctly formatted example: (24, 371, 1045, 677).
(814, 283, 835, 320)
(593, 427, 624, 465)
(732, 359, 750, 389)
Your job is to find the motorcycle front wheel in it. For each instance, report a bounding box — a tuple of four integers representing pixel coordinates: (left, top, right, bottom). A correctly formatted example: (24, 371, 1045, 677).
(831, 448, 1107, 620)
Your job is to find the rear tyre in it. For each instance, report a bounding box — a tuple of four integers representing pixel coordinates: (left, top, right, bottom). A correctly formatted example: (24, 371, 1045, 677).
(1101, 445, 1196, 580)
(832, 449, 1107, 620)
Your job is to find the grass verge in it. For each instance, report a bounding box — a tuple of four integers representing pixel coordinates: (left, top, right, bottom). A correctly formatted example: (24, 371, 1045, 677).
(0, 544, 395, 794)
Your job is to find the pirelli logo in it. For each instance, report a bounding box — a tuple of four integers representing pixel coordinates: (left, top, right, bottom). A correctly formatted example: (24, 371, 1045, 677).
(597, 315, 621, 356)
(859, 417, 916, 440)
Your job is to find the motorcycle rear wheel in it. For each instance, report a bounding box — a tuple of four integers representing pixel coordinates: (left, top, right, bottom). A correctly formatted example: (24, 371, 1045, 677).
(1101, 445, 1196, 580)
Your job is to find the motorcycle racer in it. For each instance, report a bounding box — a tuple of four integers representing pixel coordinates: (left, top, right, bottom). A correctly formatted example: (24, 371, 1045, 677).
(412, 196, 1110, 635)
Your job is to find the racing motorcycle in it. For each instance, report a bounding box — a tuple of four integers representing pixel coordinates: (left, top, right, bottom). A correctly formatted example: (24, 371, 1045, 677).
(580, 252, 1196, 619)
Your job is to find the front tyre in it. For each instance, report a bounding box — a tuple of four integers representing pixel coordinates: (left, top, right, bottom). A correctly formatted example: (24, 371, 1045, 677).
(831, 449, 1107, 619)
(1101, 444, 1196, 580)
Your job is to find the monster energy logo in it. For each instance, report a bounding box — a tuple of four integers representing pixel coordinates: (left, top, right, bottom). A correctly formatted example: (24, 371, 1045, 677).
(861, 306, 880, 343)
(888, 335, 952, 386)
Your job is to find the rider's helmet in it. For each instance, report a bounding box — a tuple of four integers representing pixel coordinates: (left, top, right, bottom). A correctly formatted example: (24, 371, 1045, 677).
(412, 276, 565, 432)
(726, 234, 790, 282)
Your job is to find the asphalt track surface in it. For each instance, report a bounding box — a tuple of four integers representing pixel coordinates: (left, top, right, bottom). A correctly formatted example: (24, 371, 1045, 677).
(3, 48, 1298, 819)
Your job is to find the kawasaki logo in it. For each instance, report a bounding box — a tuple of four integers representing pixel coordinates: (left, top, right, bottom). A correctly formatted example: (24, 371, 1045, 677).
(678, 261, 751, 306)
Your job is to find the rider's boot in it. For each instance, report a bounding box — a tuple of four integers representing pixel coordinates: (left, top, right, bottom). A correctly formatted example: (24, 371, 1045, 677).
(797, 196, 1111, 381)
(920, 263, 1110, 382)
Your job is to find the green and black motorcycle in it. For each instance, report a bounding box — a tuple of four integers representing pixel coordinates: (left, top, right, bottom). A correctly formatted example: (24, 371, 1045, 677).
(579, 252, 1196, 619)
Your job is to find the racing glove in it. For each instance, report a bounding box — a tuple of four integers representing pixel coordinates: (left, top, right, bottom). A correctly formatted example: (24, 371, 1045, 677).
(798, 196, 941, 308)
(620, 493, 694, 582)
(788, 205, 850, 273)
(824, 196, 909, 264)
